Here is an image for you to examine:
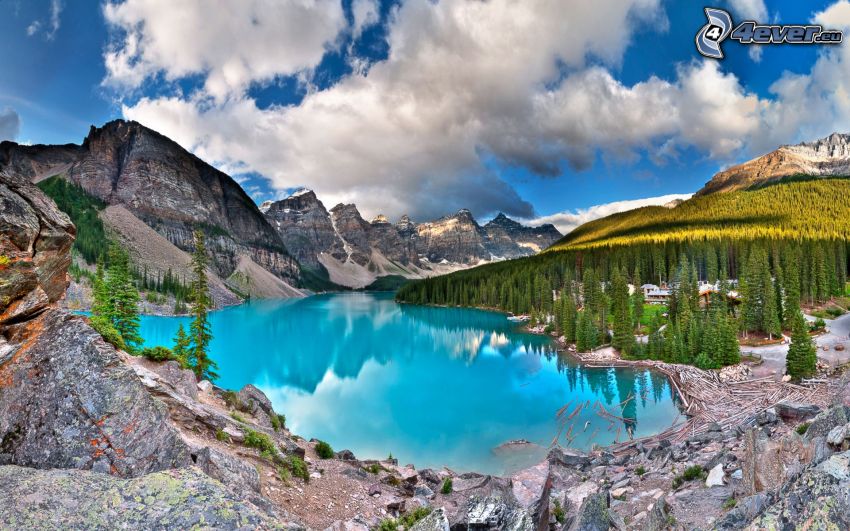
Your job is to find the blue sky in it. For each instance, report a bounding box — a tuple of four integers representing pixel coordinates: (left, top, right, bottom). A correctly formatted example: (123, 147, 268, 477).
(1, 0, 848, 231)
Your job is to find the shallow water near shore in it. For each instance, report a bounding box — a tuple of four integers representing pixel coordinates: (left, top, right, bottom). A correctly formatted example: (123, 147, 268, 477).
(139, 292, 682, 475)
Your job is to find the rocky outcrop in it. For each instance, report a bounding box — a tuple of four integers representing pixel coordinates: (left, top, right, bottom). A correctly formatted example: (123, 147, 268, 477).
(0, 120, 300, 292)
(0, 310, 191, 475)
(0, 465, 285, 529)
(697, 132, 850, 195)
(0, 171, 74, 325)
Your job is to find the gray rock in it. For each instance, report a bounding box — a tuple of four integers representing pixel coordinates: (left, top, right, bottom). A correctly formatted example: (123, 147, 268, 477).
(776, 402, 822, 424)
(826, 423, 850, 447)
(0, 310, 190, 476)
(569, 490, 610, 531)
(705, 463, 725, 487)
(642, 497, 671, 531)
(415, 485, 435, 499)
(410, 507, 449, 531)
(548, 447, 591, 469)
(336, 449, 356, 461)
(466, 495, 535, 531)
(714, 493, 770, 529)
(749, 450, 850, 528)
(0, 465, 295, 529)
(805, 406, 850, 440)
(195, 446, 261, 493)
(756, 408, 779, 426)
(152, 360, 198, 399)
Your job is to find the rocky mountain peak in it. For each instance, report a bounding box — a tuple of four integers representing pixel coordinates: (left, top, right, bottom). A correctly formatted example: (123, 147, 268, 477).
(370, 214, 390, 225)
(697, 131, 850, 196)
(484, 212, 522, 229)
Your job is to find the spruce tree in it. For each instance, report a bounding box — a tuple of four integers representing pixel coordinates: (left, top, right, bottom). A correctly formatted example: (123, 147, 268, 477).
(611, 268, 635, 355)
(188, 230, 218, 382)
(172, 323, 191, 369)
(106, 245, 142, 352)
(786, 311, 817, 380)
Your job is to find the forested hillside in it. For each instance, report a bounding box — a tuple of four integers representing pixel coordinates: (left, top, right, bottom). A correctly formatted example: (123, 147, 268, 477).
(397, 178, 849, 372)
(552, 176, 850, 250)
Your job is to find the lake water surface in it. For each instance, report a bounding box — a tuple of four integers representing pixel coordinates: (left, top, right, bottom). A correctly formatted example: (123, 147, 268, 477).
(139, 292, 682, 474)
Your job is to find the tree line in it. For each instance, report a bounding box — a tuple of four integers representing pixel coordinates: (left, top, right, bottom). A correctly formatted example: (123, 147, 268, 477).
(397, 238, 831, 379)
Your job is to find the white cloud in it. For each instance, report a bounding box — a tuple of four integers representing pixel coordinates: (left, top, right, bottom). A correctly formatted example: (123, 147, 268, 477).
(110, 0, 850, 222)
(726, 0, 768, 62)
(521, 193, 693, 235)
(0, 108, 21, 141)
(26, 0, 63, 40)
(351, 0, 380, 38)
(102, 0, 347, 100)
(26, 21, 40, 37)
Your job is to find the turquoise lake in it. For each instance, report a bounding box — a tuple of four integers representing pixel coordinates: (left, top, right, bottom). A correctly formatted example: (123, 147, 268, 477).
(139, 292, 683, 475)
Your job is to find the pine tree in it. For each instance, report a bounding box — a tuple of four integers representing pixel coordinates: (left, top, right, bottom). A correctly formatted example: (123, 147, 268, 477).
(610, 268, 635, 355)
(786, 311, 817, 380)
(106, 245, 142, 352)
(188, 230, 218, 382)
(172, 323, 191, 369)
(631, 289, 645, 331)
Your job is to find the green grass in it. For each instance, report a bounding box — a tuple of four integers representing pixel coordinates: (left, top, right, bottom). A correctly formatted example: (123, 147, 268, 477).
(376, 507, 433, 531)
(549, 178, 850, 251)
(441, 477, 453, 495)
(796, 422, 811, 435)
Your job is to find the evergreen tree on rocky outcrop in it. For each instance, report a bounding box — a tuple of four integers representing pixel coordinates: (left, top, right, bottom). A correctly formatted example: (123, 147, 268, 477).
(188, 230, 218, 382)
(172, 323, 191, 368)
(786, 311, 817, 380)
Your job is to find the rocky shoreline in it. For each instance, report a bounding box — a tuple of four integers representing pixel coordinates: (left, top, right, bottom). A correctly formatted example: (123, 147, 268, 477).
(3, 168, 850, 529)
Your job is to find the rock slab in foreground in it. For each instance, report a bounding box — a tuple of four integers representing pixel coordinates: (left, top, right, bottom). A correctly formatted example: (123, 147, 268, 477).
(0, 465, 291, 530)
(0, 310, 190, 476)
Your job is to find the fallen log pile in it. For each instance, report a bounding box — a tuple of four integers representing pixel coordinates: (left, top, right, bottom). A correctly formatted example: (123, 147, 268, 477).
(569, 353, 833, 454)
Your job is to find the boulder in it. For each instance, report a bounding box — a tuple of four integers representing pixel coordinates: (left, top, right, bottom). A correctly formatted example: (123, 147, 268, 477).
(336, 449, 356, 461)
(548, 447, 591, 469)
(152, 360, 198, 400)
(0, 310, 190, 476)
(714, 493, 770, 529)
(642, 497, 671, 531)
(741, 428, 814, 495)
(0, 465, 290, 529)
(0, 171, 74, 326)
(510, 461, 552, 531)
(237, 384, 276, 427)
(826, 424, 850, 447)
(705, 463, 725, 487)
(569, 490, 610, 531)
(410, 507, 450, 531)
(749, 451, 850, 528)
(804, 406, 850, 440)
(194, 446, 261, 494)
(775, 402, 822, 424)
(465, 495, 535, 530)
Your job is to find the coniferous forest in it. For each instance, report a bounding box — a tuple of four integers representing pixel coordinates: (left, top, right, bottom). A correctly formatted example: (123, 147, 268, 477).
(397, 180, 848, 374)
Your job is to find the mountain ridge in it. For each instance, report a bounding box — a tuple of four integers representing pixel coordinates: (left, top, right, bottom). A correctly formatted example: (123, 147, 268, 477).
(697, 132, 850, 196)
(263, 189, 562, 288)
(0, 119, 303, 303)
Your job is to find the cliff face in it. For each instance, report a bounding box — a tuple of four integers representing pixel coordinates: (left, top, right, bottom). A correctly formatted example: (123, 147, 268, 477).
(0, 171, 75, 324)
(414, 209, 488, 264)
(0, 120, 300, 291)
(698, 132, 850, 196)
(483, 213, 562, 257)
(263, 191, 562, 287)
